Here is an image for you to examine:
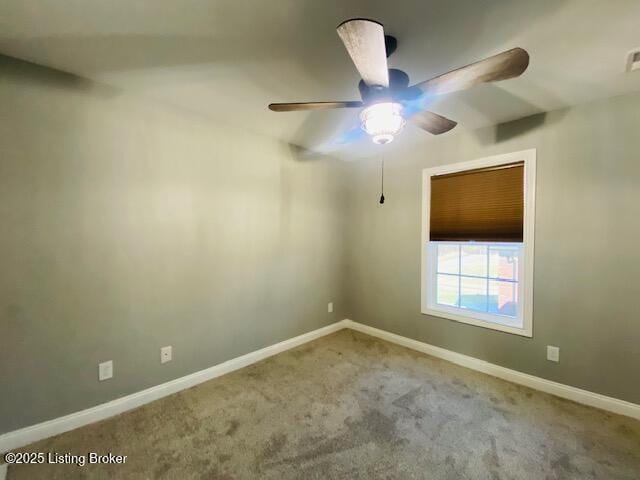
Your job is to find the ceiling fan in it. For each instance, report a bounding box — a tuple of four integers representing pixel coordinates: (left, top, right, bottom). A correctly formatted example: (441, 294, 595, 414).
(268, 19, 529, 145)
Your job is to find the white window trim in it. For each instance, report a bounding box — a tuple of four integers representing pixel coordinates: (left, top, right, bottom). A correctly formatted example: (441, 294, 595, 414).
(421, 149, 536, 337)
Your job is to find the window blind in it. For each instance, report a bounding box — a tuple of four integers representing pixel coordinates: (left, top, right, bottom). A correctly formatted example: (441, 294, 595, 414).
(429, 162, 524, 242)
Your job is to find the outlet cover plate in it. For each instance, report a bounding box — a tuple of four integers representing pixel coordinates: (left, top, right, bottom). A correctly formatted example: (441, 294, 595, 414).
(547, 346, 560, 362)
(98, 360, 113, 381)
(161, 346, 172, 364)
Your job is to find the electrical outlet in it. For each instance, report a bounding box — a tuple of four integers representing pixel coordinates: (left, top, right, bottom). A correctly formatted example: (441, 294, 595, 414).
(547, 346, 560, 362)
(98, 360, 113, 381)
(161, 346, 172, 364)
(328, 302, 334, 313)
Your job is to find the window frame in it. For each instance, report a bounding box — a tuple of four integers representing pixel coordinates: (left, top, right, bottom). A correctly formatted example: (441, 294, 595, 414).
(421, 149, 536, 337)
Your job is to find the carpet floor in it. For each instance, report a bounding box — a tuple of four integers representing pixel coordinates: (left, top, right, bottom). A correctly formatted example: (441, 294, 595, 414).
(8, 329, 640, 479)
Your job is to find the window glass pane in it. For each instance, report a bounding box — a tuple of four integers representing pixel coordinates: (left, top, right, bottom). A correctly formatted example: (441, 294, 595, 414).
(437, 244, 459, 274)
(436, 274, 459, 307)
(429, 241, 523, 327)
(488, 280, 518, 317)
(489, 246, 519, 280)
(460, 276, 487, 312)
(461, 245, 487, 277)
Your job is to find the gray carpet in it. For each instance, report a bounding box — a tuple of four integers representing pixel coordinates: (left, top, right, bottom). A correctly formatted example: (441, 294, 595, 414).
(8, 329, 640, 479)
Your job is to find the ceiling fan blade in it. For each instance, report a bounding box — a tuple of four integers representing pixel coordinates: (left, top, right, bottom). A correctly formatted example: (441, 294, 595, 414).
(269, 101, 363, 112)
(337, 19, 389, 87)
(410, 111, 457, 135)
(413, 48, 529, 97)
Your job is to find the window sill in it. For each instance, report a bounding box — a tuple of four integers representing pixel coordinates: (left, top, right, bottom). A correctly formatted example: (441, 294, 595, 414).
(421, 306, 532, 337)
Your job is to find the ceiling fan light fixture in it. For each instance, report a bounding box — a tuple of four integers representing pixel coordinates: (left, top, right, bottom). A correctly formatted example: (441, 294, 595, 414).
(269, 19, 529, 148)
(360, 102, 405, 144)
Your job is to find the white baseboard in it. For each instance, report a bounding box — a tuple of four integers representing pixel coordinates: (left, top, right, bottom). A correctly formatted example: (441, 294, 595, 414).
(0, 320, 349, 454)
(2, 318, 638, 456)
(0, 463, 7, 480)
(344, 320, 640, 420)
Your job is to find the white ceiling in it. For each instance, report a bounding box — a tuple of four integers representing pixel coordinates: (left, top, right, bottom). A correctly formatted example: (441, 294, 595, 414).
(1, 0, 639, 159)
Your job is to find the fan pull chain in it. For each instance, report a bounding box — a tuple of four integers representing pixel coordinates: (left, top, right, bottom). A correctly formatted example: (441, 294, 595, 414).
(379, 156, 385, 204)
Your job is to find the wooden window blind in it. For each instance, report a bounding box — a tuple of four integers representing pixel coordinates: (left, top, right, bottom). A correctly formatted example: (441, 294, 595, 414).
(429, 161, 524, 242)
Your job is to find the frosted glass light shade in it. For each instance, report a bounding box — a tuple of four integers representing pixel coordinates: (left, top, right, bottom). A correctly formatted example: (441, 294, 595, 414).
(360, 102, 405, 144)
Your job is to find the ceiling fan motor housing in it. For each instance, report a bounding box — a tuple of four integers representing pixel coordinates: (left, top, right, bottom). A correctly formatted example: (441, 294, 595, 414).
(358, 68, 419, 104)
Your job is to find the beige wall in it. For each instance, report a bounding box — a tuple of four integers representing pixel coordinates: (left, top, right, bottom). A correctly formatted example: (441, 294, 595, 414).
(345, 92, 640, 404)
(0, 56, 349, 434)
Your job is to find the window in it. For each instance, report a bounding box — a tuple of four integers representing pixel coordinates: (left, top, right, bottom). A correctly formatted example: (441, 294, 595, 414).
(421, 150, 536, 336)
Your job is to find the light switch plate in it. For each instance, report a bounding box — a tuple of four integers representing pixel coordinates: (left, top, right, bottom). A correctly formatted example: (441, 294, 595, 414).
(98, 360, 113, 381)
(161, 346, 172, 364)
(547, 346, 560, 362)
(328, 302, 334, 313)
